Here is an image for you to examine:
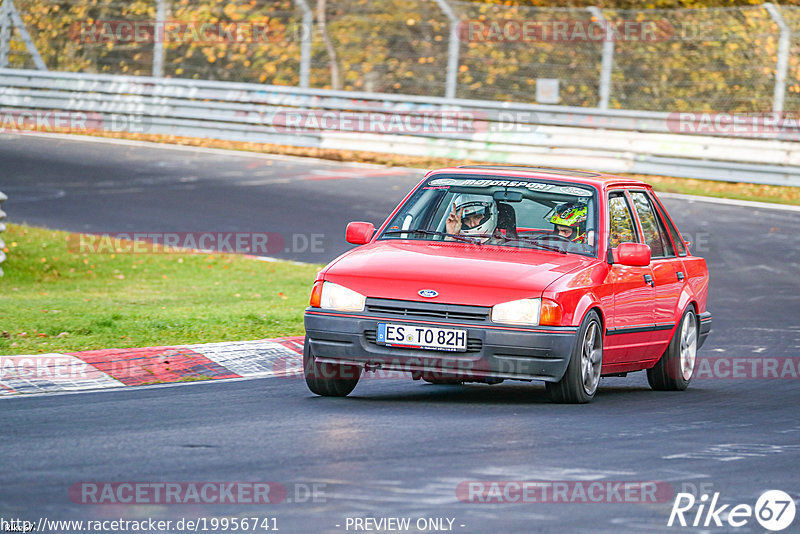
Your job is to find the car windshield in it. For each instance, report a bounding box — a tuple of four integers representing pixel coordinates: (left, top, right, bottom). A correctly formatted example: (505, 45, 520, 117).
(378, 175, 599, 257)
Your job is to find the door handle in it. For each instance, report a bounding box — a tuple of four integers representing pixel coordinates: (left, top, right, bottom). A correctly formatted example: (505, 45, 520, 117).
(677, 271, 685, 281)
(644, 274, 655, 287)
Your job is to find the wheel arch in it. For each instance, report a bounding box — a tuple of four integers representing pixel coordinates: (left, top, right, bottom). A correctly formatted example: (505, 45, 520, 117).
(677, 285, 699, 324)
(570, 293, 605, 330)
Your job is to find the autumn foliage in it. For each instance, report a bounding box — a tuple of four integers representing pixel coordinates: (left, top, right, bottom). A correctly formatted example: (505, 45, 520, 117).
(7, 0, 800, 111)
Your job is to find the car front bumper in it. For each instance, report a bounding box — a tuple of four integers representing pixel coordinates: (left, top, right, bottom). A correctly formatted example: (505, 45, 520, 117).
(304, 307, 579, 382)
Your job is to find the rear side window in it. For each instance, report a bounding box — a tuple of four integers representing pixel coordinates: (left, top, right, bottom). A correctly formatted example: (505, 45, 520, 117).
(630, 191, 675, 258)
(651, 194, 688, 256)
(608, 193, 637, 248)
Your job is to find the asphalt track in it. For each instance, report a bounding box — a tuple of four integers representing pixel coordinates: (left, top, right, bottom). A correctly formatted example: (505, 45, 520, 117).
(2, 133, 800, 533)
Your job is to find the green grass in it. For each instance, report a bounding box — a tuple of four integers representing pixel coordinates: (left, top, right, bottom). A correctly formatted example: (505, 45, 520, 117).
(0, 224, 320, 355)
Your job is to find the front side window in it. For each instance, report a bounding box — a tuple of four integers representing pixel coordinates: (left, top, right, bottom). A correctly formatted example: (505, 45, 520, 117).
(379, 175, 599, 256)
(608, 192, 637, 248)
(630, 191, 675, 258)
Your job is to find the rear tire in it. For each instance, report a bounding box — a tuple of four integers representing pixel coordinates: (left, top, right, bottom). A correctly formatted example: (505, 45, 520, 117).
(647, 307, 697, 391)
(303, 336, 361, 397)
(546, 310, 603, 404)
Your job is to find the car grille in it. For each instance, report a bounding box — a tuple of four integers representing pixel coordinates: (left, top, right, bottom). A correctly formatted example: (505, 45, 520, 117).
(364, 330, 483, 352)
(365, 298, 490, 323)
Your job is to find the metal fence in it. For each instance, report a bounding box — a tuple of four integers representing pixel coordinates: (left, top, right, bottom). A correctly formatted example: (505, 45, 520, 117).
(2, 68, 799, 187)
(2, 0, 800, 113)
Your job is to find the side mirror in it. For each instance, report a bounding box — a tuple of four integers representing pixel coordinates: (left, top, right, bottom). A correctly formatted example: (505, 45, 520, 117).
(614, 242, 651, 266)
(345, 221, 375, 245)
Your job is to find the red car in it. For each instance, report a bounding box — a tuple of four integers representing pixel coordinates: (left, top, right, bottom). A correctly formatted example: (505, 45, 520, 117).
(303, 165, 711, 403)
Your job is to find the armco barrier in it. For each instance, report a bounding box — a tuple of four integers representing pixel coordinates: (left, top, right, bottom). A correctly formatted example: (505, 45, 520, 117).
(0, 189, 6, 276)
(1, 69, 800, 186)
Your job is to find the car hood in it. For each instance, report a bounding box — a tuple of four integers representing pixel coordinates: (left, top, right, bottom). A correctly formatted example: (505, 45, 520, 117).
(322, 240, 593, 307)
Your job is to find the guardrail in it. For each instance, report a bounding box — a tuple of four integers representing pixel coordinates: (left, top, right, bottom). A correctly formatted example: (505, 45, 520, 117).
(1, 68, 800, 187)
(0, 189, 6, 276)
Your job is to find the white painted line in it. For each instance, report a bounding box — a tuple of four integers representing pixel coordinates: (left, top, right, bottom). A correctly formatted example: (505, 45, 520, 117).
(191, 249, 313, 266)
(252, 255, 314, 266)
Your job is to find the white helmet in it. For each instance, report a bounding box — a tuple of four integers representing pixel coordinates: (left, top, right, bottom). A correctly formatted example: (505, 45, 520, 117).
(452, 193, 498, 237)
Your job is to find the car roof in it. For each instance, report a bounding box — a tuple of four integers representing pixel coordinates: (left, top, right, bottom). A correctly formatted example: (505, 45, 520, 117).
(426, 165, 651, 190)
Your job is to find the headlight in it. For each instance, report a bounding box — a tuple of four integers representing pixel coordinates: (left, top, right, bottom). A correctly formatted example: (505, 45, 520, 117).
(491, 298, 541, 326)
(319, 282, 366, 312)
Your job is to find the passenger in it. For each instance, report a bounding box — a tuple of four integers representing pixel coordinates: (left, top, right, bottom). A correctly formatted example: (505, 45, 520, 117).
(550, 202, 588, 243)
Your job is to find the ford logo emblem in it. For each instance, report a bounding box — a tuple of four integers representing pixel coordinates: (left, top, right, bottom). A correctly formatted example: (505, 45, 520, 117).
(418, 289, 438, 298)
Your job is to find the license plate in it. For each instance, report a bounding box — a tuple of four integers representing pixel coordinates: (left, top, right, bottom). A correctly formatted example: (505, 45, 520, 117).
(376, 323, 467, 352)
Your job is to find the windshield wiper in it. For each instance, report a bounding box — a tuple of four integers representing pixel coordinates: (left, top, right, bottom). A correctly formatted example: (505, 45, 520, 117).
(382, 229, 482, 245)
(496, 234, 568, 254)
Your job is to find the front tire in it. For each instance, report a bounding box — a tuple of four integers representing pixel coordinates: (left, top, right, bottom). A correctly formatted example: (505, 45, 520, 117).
(647, 307, 697, 391)
(303, 336, 361, 397)
(546, 310, 603, 404)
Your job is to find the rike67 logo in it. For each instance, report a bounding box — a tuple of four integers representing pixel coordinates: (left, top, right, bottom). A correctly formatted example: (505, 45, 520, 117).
(668, 489, 796, 531)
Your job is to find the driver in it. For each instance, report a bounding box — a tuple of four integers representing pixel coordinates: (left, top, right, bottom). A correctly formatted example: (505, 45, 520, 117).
(446, 194, 498, 242)
(550, 202, 588, 243)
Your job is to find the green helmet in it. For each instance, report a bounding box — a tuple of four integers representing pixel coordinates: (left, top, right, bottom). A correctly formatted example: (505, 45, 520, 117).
(550, 202, 588, 242)
(550, 202, 587, 227)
